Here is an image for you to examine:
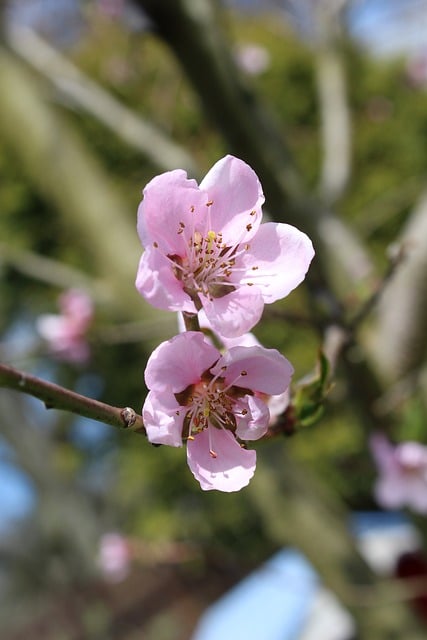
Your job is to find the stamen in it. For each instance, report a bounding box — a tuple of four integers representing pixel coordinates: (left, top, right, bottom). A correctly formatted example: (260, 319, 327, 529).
(222, 372, 247, 393)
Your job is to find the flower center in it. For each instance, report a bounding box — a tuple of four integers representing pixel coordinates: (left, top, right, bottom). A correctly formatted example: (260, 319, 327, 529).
(162, 202, 259, 308)
(175, 367, 250, 457)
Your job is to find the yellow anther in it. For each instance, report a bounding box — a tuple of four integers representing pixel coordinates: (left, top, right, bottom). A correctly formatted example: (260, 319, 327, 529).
(206, 230, 216, 252)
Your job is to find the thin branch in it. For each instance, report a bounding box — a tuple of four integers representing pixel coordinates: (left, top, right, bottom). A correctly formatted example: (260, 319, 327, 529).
(372, 189, 427, 380)
(6, 25, 198, 176)
(0, 362, 146, 434)
(348, 242, 407, 330)
(0, 242, 108, 298)
(316, 47, 351, 201)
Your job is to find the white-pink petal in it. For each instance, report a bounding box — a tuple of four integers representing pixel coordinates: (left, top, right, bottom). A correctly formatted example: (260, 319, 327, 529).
(199, 155, 264, 244)
(137, 169, 205, 253)
(177, 309, 261, 349)
(200, 286, 264, 338)
(187, 428, 256, 492)
(213, 345, 293, 396)
(242, 222, 314, 303)
(144, 332, 219, 393)
(143, 390, 184, 447)
(235, 395, 270, 441)
(136, 249, 195, 313)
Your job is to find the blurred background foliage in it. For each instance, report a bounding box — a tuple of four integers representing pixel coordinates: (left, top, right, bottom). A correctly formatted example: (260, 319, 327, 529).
(2, 0, 427, 638)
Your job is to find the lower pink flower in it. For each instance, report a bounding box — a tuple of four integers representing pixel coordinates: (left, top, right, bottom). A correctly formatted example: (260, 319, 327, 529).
(370, 433, 427, 513)
(143, 332, 293, 492)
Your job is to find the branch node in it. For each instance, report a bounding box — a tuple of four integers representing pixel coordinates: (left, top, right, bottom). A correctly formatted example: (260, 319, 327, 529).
(121, 406, 137, 428)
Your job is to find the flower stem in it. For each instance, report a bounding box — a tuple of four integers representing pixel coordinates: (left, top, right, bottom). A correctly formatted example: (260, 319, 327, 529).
(182, 312, 200, 332)
(0, 362, 145, 434)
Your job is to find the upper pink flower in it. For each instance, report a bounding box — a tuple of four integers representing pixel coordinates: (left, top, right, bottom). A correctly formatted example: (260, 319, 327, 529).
(136, 155, 314, 338)
(143, 331, 293, 492)
(370, 433, 427, 514)
(37, 289, 94, 364)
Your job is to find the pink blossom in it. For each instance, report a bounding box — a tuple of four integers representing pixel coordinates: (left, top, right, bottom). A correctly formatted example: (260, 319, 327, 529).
(370, 433, 427, 514)
(98, 532, 131, 583)
(97, 0, 125, 18)
(143, 331, 293, 492)
(136, 155, 314, 338)
(37, 289, 93, 364)
(178, 309, 290, 421)
(234, 44, 271, 76)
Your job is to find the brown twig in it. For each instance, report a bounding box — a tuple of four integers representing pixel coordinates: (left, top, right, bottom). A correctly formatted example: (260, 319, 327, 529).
(0, 362, 146, 434)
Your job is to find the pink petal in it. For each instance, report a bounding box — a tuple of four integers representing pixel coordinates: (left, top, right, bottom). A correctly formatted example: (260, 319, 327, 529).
(177, 309, 261, 349)
(212, 345, 293, 395)
(136, 249, 196, 313)
(142, 390, 184, 447)
(406, 477, 427, 513)
(37, 314, 69, 342)
(199, 155, 264, 244)
(267, 389, 290, 421)
(235, 395, 270, 441)
(187, 427, 256, 492)
(144, 332, 219, 393)
(242, 222, 314, 303)
(60, 289, 93, 325)
(396, 441, 427, 469)
(137, 169, 207, 254)
(375, 473, 408, 510)
(369, 433, 398, 475)
(200, 287, 265, 338)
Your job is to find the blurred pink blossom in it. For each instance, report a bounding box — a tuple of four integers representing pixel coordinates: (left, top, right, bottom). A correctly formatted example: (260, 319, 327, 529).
(370, 433, 427, 514)
(234, 44, 271, 76)
(37, 289, 93, 364)
(406, 50, 427, 88)
(97, 0, 125, 19)
(143, 331, 293, 492)
(98, 532, 131, 583)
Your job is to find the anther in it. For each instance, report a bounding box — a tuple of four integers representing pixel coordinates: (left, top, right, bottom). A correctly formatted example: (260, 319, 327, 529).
(209, 449, 217, 458)
(246, 224, 252, 232)
(153, 241, 158, 248)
